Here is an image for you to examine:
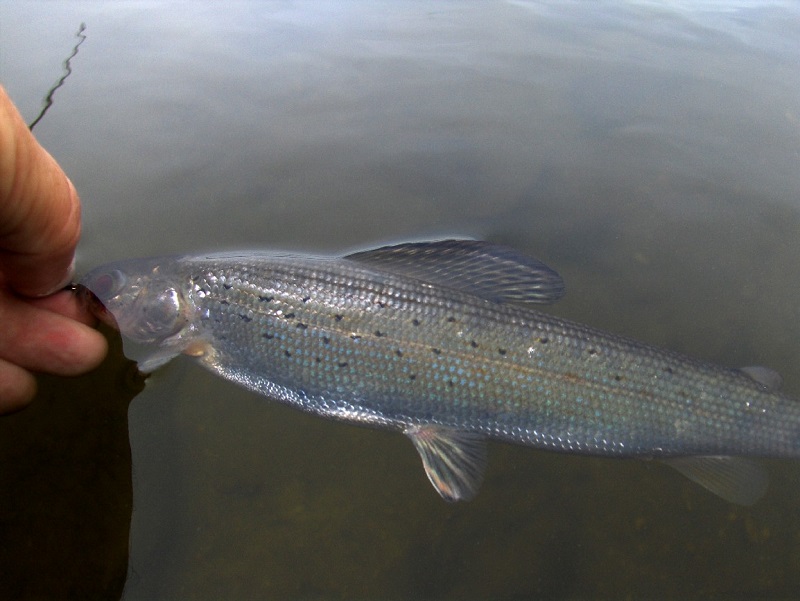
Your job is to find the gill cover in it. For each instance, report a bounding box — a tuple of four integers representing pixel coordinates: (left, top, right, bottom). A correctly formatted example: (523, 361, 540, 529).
(80, 257, 192, 346)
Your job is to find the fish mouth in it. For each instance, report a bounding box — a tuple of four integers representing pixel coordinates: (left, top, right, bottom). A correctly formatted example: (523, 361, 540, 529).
(76, 283, 120, 330)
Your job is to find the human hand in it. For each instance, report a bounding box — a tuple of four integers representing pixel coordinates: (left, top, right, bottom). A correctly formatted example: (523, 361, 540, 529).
(0, 86, 107, 413)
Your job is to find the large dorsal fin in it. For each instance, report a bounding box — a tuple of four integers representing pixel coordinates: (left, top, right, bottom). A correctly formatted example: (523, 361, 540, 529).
(345, 240, 565, 305)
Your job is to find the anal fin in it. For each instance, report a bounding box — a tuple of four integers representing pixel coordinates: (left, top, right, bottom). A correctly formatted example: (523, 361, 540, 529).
(662, 456, 768, 506)
(404, 425, 487, 502)
(740, 366, 783, 391)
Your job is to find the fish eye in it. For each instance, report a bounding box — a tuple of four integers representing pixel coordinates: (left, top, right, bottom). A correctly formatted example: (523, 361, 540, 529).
(90, 269, 127, 301)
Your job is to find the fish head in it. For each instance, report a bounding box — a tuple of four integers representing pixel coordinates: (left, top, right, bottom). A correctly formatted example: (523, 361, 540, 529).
(79, 257, 193, 345)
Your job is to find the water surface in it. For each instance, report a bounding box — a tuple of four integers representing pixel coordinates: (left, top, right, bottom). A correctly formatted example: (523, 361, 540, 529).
(1, 1, 799, 599)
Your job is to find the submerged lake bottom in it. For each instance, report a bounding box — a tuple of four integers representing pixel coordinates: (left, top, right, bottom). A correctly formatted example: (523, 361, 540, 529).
(4, 197, 799, 600)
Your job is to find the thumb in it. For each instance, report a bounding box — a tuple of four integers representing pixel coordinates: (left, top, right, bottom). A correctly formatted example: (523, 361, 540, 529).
(0, 86, 81, 297)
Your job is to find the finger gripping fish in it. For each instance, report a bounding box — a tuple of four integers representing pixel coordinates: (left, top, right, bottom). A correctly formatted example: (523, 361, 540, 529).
(80, 240, 800, 505)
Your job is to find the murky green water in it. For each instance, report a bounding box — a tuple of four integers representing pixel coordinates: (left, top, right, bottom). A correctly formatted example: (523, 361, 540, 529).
(1, 1, 799, 599)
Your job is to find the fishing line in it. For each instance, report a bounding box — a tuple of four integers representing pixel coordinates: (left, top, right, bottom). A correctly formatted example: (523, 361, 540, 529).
(28, 22, 87, 131)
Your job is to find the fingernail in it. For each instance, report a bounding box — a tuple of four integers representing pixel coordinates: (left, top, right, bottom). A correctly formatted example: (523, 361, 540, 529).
(34, 257, 77, 297)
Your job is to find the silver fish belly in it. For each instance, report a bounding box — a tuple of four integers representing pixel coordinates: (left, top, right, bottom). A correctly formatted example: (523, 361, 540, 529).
(80, 240, 800, 505)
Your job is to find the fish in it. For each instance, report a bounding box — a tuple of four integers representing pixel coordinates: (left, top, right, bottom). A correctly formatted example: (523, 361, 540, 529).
(79, 240, 800, 505)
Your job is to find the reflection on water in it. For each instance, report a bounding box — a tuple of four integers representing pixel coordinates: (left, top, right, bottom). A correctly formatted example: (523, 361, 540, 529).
(1, 1, 799, 599)
(0, 327, 143, 600)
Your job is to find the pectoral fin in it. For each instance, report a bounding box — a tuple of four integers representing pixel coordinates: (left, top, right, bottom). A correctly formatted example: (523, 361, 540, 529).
(662, 456, 768, 506)
(404, 425, 488, 502)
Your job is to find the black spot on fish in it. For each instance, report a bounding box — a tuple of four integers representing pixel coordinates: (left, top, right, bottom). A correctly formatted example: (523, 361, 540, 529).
(239, 314, 252, 322)
(412, 318, 420, 326)
(376, 301, 387, 308)
(296, 322, 308, 330)
(315, 357, 322, 363)
(539, 337, 549, 344)
(263, 333, 274, 340)
(663, 366, 674, 374)
(335, 314, 344, 321)
(395, 349, 403, 357)
(338, 361, 349, 368)
(284, 312, 295, 319)
(220, 300, 230, 306)
(431, 348, 441, 355)
(470, 340, 479, 348)
(258, 295, 273, 302)
(223, 283, 232, 290)
(614, 375, 623, 382)
(284, 350, 292, 358)
(409, 374, 417, 381)
(447, 316, 457, 323)
(374, 330, 385, 337)
(447, 380, 455, 388)
(322, 336, 331, 345)
(302, 296, 311, 303)
(498, 348, 507, 356)
(587, 348, 597, 355)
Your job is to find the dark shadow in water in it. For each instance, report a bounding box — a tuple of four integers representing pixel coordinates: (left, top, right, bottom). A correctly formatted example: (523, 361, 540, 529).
(0, 325, 144, 600)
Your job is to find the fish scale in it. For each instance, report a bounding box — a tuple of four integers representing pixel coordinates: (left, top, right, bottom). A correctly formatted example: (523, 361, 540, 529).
(80, 240, 800, 504)
(190, 257, 796, 458)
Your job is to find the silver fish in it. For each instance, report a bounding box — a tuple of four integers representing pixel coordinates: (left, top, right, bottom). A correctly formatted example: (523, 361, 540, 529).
(79, 240, 800, 505)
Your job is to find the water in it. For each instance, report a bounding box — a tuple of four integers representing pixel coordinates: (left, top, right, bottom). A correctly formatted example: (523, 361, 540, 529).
(1, 1, 799, 599)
